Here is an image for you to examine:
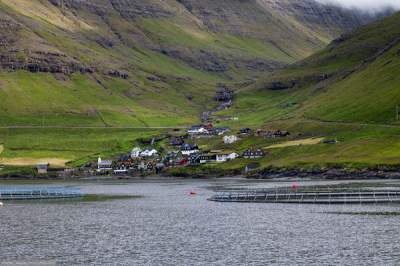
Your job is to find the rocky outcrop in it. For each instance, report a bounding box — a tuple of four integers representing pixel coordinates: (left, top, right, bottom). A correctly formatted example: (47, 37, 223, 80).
(50, 0, 174, 19)
(107, 70, 128, 79)
(0, 17, 20, 49)
(0, 50, 94, 74)
(0, 0, 391, 78)
(158, 48, 229, 72)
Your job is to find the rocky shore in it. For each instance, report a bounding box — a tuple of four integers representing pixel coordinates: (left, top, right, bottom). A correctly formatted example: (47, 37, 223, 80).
(249, 167, 400, 180)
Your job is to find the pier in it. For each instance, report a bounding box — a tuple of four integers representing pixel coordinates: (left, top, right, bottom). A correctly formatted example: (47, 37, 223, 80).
(0, 186, 83, 200)
(209, 188, 400, 204)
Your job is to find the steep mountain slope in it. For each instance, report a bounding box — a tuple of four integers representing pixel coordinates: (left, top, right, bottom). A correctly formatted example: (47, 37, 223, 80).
(0, 0, 379, 127)
(224, 11, 400, 126)
(205, 11, 400, 169)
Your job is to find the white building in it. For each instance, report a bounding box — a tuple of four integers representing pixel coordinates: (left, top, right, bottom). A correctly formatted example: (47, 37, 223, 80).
(97, 157, 113, 172)
(140, 149, 158, 157)
(223, 135, 239, 144)
(131, 147, 142, 158)
(181, 144, 199, 155)
(188, 126, 208, 135)
(228, 153, 239, 160)
(216, 154, 229, 162)
(216, 153, 239, 163)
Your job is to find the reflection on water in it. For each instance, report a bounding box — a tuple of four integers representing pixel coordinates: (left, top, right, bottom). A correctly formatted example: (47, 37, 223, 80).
(1, 179, 400, 265)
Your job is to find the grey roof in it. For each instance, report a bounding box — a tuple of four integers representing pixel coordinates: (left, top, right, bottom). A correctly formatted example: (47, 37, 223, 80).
(98, 160, 113, 166)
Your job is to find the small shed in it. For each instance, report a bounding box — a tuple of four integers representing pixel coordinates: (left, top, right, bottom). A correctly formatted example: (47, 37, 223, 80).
(223, 135, 239, 144)
(36, 163, 50, 174)
(239, 128, 252, 135)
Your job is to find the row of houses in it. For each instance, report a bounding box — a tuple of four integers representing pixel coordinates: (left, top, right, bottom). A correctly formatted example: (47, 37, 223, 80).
(97, 145, 266, 174)
(256, 129, 290, 138)
(187, 124, 230, 137)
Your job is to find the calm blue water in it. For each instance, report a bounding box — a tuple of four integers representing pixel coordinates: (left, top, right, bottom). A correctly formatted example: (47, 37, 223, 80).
(1, 178, 400, 265)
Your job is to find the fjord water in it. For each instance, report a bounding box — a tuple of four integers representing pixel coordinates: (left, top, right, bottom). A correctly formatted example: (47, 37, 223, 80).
(1, 179, 400, 265)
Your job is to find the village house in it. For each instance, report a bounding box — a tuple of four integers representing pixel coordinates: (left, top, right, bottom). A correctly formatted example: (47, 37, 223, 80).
(147, 162, 155, 171)
(214, 85, 234, 102)
(189, 154, 216, 165)
(36, 163, 49, 174)
(131, 147, 142, 158)
(239, 128, 252, 135)
(97, 157, 113, 172)
(242, 149, 265, 159)
(114, 166, 128, 175)
(187, 125, 208, 135)
(216, 153, 239, 162)
(189, 154, 200, 165)
(140, 149, 158, 157)
(181, 143, 199, 155)
(256, 129, 290, 138)
(163, 151, 186, 167)
(170, 136, 185, 146)
(155, 163, 166, 174)
(228, 152, 239, 160)
(137, 161, 155, 172)
(223, 135, 239, 144)
(216, 154, 229, 163)
(211, 127, 231, 136)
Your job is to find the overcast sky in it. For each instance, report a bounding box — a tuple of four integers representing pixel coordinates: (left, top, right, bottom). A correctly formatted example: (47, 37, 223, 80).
(317, 0, 400, 11)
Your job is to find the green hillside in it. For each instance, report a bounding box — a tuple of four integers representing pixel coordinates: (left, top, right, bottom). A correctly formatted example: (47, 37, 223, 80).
(224, 12, 400, 125)
(0, 0, 394, 170)
(0, 0, 376, 166)
(213, 12, 400, 169)
(0, 0, 374, 127)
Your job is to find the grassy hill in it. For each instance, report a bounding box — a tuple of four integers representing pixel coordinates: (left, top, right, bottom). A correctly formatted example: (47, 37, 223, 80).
(213, 12, 400, 170)
(0, 0, 377, 127)
(0, 0, 377, 166)
(223, 12, 400, 125)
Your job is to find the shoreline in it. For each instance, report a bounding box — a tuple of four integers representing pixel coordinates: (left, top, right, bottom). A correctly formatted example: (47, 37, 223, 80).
(1, 167, 400, 181)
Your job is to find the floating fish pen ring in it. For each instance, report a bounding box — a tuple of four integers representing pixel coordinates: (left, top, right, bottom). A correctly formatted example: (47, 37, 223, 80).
(0, 186, 83, 200)
(209, 187, 400, 204)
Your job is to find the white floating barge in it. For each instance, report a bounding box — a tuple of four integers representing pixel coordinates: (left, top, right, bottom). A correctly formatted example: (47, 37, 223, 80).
(0, 186, 83, 200)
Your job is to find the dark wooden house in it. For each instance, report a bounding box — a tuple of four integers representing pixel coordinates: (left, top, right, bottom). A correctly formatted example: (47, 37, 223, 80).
(214, 85, 234, 102)
(243, 149, 265, 159)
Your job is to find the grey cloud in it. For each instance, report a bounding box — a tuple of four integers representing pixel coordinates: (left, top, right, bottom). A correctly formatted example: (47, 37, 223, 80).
(316, 0, 400, 11)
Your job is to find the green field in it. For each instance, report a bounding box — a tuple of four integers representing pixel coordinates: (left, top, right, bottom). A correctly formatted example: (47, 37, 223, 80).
(0, 128, 162, 167)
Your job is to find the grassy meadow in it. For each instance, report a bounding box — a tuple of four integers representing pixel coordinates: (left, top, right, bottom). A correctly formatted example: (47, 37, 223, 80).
(0, 128, 162, 168)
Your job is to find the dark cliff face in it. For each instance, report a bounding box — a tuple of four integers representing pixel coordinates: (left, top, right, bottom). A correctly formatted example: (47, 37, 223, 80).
(0, 0, 388, 76)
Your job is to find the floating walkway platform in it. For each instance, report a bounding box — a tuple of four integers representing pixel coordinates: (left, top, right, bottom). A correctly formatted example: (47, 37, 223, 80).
(0, 186, 83, 200)
(209, 188, 400, 204)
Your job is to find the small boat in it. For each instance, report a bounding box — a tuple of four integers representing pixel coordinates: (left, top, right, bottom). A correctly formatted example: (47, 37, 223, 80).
(189, 191, 197, 196)
(0, 202, 3, 206)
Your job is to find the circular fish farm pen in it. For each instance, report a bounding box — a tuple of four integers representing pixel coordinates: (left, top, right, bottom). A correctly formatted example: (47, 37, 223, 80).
(209, 187, 400, 205)
(0, 186, 83, 201)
